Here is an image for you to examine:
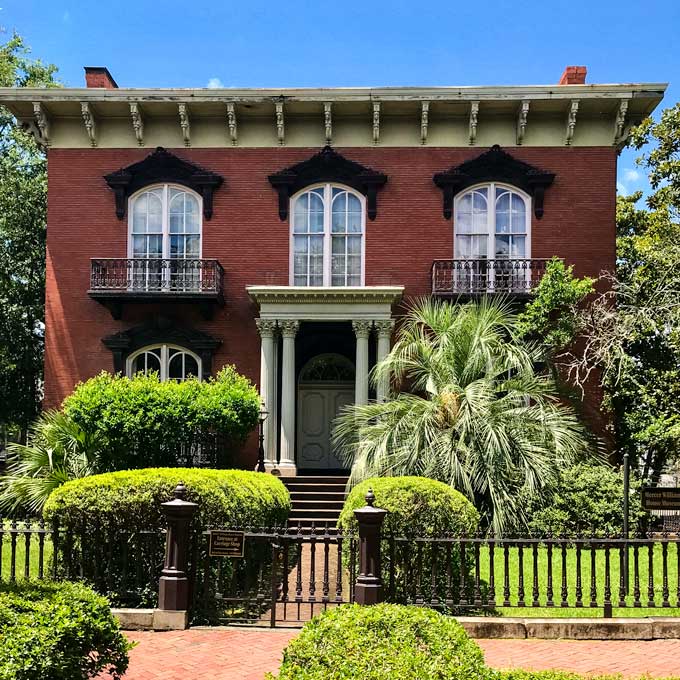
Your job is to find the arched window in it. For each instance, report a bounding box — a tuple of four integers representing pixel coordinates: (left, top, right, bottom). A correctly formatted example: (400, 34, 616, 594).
(129, 184, 201, 290)
(454, 183, 530, 260)
(291, 184, 365, 287)
(127, 344, 201, 381)
(454, 183, 531, 291)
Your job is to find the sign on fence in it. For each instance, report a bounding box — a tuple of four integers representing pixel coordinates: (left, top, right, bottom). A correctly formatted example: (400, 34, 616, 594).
(208, 530, 245, 558)
(642, 487, 680, 511)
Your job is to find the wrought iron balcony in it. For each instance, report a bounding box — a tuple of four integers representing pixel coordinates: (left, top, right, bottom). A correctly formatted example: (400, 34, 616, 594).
(89, 258, 224, 319)
(431, 258, 552, 297)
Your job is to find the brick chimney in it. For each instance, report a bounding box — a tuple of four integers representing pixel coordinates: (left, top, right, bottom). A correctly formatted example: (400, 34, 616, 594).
(558, 66, 587, 85)
(84, 67, 118, 89)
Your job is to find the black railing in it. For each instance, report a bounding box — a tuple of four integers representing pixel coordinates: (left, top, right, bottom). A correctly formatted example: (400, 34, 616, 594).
(89, 258, 224, 295)
(432, 258, 552, 296)
(0, 519, 54, 581)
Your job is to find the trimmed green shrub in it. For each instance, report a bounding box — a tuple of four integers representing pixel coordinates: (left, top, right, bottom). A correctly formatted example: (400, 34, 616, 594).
(338, 476, 479, 537)
(62, 367, 260, 470)
(338, 477, 479, 608)
(270, 603, 488, 680)
(525, 463, 645, 536)
(0, 580, 131, 680)
(43, 468, 290, 608)
(44, 467, 290, 532)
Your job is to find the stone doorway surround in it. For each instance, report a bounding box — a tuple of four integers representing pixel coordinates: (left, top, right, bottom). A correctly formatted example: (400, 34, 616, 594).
(247, 286, 403, 476)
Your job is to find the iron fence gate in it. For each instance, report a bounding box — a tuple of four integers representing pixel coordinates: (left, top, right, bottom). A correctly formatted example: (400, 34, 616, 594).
(190, 526, 358, 627)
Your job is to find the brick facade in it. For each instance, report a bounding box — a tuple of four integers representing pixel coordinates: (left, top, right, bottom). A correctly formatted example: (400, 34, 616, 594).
(45, 146, 616, 464)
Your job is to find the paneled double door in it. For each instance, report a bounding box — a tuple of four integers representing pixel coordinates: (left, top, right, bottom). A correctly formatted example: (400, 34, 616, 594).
(297, 384, 354, 470)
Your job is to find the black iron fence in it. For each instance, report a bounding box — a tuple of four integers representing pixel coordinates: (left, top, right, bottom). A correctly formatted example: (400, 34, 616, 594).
(432, 258, 551, 297)
(4, 490, 680, 628)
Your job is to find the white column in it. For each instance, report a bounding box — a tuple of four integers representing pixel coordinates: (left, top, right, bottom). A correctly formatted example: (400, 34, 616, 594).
(375, 319, 394, 402)
(353, 320, 372, 406)
(278, 320, 299, 476)
(255, 319, 277, 467)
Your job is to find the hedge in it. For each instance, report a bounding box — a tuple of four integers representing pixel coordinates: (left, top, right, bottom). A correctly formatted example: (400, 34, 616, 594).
(338, 476, 479, 537)
(44, 467, 290, 532)
(0, 581, 130, 680)
(62, 367, 260, 470)
(43, 468, 290, 609)
(271, 605, 672, 680)
(525, 463, 645, 536)
(270, 603, 487, 680)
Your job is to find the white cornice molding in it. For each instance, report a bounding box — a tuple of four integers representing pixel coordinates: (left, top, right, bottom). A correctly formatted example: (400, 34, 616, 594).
(468, 101, 479, 145)
(420, 101, 429, 145)
(516, 100, 529, 145)
(565, 100, 579, 146)
(275, 100, 285, 146)
(247, 285, 404, 306)
(129, 102, 144, 146)
(2, 83, 666, 103)
(324, 101, 332, 145)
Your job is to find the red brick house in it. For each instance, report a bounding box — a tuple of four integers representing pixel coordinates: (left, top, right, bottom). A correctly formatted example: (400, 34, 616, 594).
(0, 66, 666, 476)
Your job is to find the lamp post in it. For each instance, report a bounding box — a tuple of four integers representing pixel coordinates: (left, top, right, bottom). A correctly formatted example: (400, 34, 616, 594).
(256, 404, 268, 473)
(623, 451, 630, 592)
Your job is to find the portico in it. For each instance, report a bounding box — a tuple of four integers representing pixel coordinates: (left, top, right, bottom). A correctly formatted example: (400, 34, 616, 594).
(248, 286, 403, 476)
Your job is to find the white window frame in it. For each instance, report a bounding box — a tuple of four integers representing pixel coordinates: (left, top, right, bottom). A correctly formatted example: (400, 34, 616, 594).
(127, 184, 203, 260)
(453, 182, 532, 291)
(126, 344, 202, 382)
(289, 183, 366, 287)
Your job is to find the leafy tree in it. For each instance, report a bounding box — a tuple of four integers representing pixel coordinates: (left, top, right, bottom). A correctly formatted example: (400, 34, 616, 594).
(0, 34, 58, 436)
(563, 104, 680, 480)
(516, 257, 594, 354)
(333, 297, 592, 534)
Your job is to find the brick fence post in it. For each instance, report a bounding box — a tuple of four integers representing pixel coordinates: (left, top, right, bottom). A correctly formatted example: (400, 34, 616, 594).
(353, 488, 388, 605)
(158, 483, 198, 618)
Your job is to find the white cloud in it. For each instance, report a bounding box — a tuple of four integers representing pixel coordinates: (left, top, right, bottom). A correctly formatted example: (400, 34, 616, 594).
(206, 77, 224, 89)
(623, 168, 641, 183)
(617, 181, 629, 195)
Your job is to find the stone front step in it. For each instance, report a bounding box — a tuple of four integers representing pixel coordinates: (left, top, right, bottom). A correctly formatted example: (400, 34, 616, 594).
(283, 475, 349, 527)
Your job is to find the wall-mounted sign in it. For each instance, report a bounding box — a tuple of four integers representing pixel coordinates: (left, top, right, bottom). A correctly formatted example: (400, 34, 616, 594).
(642, 487, 680, 511)
(208, 530, 245, 558)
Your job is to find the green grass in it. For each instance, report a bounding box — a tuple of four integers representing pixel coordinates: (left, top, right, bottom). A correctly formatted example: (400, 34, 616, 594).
(0, 532, 54, 581)
(475, 543, 680, 618)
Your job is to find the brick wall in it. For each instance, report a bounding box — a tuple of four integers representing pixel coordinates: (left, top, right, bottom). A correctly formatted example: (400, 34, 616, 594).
(45, 146, 617, 464)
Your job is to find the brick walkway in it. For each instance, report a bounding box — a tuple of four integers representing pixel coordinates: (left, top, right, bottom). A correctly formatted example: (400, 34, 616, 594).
(109, 629, 680, 679)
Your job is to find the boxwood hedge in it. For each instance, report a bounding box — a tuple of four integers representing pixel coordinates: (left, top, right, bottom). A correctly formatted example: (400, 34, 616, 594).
(0, 580, 130, 680)
(43, 467, 290, 532)
(271, 603, 487, 680)
(338, 476, 479, 537)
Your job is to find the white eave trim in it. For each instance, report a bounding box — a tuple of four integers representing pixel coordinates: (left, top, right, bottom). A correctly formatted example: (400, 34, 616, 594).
(0, 83, 668, 104)
(247, 285, 404, 305)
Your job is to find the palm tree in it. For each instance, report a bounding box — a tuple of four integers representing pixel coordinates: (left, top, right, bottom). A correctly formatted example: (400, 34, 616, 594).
(333, 297, 592, 533)
(0, 411, 103, 516)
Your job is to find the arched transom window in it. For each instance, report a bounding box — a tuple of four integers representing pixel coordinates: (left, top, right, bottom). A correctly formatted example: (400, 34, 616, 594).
(291, 184, 365, 287)
(127, 344, 201, 381)
(454, 183, 530, 260)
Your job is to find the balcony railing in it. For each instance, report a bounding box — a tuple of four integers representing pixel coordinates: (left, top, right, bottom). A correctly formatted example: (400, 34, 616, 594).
(89, 258, 224, 319)
(432, 258, 552, 297)
(90, 258, 224, 295)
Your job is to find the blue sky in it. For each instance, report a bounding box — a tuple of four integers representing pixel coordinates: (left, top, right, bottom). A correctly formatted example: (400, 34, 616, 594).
(4, 1, 678, 198)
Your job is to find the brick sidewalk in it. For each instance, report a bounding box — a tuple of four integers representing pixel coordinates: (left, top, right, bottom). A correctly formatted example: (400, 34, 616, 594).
(110, 629, 680, 679)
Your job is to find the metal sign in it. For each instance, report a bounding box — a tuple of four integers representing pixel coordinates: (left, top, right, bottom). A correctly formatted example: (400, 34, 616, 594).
(208, 530, 245, 558)
(642, 487, 680, 511)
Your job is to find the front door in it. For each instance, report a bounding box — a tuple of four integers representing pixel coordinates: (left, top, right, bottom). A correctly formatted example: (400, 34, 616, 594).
(297, 385, 353, 470)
